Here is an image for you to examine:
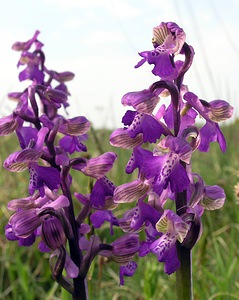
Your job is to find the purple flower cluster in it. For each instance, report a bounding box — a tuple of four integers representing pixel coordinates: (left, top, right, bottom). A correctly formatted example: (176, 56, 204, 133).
(0, 21, 234, 298)
(0, 31, 138, 296)
(108, 21, 233, 275)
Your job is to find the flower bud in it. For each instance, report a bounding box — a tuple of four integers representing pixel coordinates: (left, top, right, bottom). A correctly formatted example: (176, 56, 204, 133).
(41, 217, 66, 250)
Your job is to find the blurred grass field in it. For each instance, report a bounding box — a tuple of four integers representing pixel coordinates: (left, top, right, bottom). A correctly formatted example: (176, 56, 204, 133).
(1, 122, 239, 300)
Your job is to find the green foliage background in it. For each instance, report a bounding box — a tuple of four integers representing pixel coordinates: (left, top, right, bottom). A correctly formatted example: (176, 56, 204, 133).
(1, 122, 239, 300)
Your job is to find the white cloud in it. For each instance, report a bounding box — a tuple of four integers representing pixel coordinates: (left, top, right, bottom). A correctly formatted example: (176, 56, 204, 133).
(64, 17, 87, 29)
(82, 30, 125, 46)
(110, 1, 141, 18)
(43, 0, 141, 18)
(43, 0, 111, 9)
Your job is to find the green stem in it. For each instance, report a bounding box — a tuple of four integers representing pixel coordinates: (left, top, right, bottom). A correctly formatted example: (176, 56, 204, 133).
(175, 187, 193, 299)
(61, 166, 88, 300)
(176, 243, 193, 300)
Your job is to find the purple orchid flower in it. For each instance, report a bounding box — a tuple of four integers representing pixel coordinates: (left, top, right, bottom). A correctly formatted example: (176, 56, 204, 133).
(1, 22, 233, 298)
(100, 233, 139, 264)
(12, 30, 43, 52)
(28, 163, 61, 196)
(184, 91, 233, 152)
(135, 22, 186, 80)
(18, 51, 44, 83)
(90, 210, 119, 235)
(122, 110, 168, 143)
(119, 261, 137, 286)
(6, 194, 69, 246)
(4, 127, 48, 172)
(150, 210, 189, 274)
(59, 134, 88, 154)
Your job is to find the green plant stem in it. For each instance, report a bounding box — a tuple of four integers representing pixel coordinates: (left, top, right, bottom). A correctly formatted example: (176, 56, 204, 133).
(61, 166, 88, 300)
(175, 186, 193, 300)
(173, 59, 193, 298)
(176, 243, 193, 300)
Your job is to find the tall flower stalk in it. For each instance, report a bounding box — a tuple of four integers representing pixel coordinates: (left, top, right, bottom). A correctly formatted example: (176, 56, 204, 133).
(1, 31, 138, 300)
(0, 22, 233, 299)
(110, 21, 233, 299)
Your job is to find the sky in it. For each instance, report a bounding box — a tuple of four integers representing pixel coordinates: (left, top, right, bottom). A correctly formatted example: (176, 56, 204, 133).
(0, 0, 239, 128)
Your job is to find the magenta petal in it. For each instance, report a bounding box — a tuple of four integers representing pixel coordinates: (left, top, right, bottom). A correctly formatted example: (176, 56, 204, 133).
(18, 233, 36, 247)
(141, 155, 165, 179)
(119, 261, 137, 285)
(19, 64, 44, 83)
(90, 210, 112, 228)
(130, 201, 161, 231)
(28, 163, 61, 196)
(168, 163, 190, 193)
(199, 122, 226, 152)
(64, 252, 79, 278)
(38, 241, 51, 252)
(127, 113, 165, 143)
(90, 210, 118, 235)
(150, 234, 179, 274)
(149, 51, 178, 79)
(59, 135, 87, 154)
(163, 244, 180, 275)
(126, 147, 153, 174)
(90, 177, 115, 208)
(122, 110, 137, 126)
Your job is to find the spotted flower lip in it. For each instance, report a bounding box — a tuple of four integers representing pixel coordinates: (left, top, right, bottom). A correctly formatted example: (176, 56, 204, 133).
(28, 163, 61, 196)
(129, 200, 162, 231)
(139, 136, 192, 194)
(122, 110, 168, 143)
(150, 210, 189, 274)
